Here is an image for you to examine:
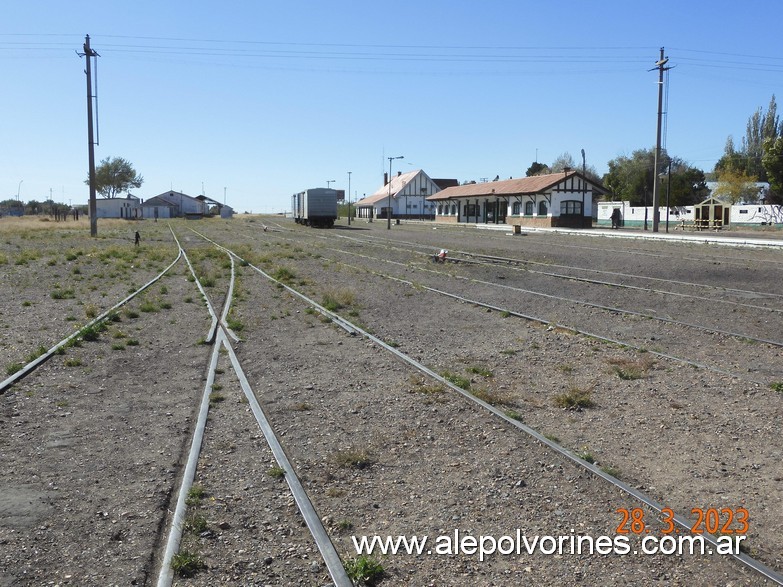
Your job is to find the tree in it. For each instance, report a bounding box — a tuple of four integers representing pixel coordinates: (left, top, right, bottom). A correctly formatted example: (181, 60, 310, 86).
(603, 148, 707, 207)
(715, 95, 782, 181)
(548, 152, 600, 183)
(762, 136, 783, 204)
(525, 161, 550, 176)
(87, 157, 143, 198)
(603, 149, 656, 205)
(550, 152, 576, 172)
(25, 200, 42, 215)
(710, 169, 758, 204)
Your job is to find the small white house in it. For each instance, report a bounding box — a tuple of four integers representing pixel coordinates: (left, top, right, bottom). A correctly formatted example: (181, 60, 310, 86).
(95, 195, 142, 219)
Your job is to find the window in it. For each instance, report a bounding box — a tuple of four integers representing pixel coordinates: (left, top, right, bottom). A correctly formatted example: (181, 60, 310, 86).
(438, 205, 443, 215)
(466, 204, 478, 216)
(538, 200, 548, 216)
(512, 201, 520, 215)
(560, 200, 583, 215)
(524, 201, 534, 215)
(451, 205, 457, 215)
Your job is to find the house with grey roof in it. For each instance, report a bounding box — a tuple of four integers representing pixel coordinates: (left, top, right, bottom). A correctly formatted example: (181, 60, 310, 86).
(141, 191, 207, 219)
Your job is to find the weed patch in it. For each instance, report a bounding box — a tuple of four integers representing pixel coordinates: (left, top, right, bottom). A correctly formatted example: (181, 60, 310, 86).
(171, 550, 205, 577)
(345, 556, 385, 586)
(186, 485, 205, 506)
(334, 447, 375, 470)
(608, 357, 654, 380)
(267, 466, 286, 479)
(5, 363, 23, 376)
(321, 288, 356, 312)
(440, 370, 470, 390)
(467, 365, 493, 378)
(554, 386, 595, 410)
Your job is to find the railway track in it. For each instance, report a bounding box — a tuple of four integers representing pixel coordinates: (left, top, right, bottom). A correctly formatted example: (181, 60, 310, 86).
(179, 226, 783, 585)
(238, 225, 783, 384)
(158, 232, 351, 586)
(417, 220, 783, 268)
(2, 219, 781, 584)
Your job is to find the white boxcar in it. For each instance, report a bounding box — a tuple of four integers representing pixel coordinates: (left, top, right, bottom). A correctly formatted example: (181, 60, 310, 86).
(292, 188, 338, 228)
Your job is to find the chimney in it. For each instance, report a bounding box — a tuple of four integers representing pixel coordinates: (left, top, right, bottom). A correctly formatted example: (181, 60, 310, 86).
(397, 171, 402, 177)
(384, 172, 388, 186)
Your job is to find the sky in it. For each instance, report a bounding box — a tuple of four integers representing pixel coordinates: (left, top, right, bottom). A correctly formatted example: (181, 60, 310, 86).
(2, 1, 783, 213)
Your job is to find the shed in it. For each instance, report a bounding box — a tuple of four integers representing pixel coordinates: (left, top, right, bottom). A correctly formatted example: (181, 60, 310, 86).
(694, 196, 729, 229)
(95, 195, 141, 219)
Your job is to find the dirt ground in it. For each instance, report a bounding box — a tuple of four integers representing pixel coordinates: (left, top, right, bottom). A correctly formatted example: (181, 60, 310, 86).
(1, 216, 781, 586)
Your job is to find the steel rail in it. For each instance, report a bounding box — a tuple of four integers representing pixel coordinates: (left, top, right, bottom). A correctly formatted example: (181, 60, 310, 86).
(187, 227, 357, 335)
(156, 326, 221, 587)
(247, 229, 783, 380)
(219, 252, 241, 342)
(169, 226, 219, 343)
(220, 330, 352, 587)
(418, 219, 783, 263)
(0, 246, 182, 394)
(261, 231, 783, 354)
(308, 250, 764, 384)
(451, 249, 783, 303)
(452, 271, 783, 349)
(196, 234, 783, 586)
(159, 227, 351, 586)
(262, 227, 783, 320)
(328, 231, 783, 302)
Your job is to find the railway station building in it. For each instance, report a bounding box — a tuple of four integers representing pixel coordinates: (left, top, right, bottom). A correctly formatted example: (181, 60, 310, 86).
(354, 169, 457, 220)
(427, 170, 608, 228)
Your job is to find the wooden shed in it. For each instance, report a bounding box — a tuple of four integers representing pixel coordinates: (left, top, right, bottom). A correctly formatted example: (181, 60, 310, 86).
(694, 196, 729, 229)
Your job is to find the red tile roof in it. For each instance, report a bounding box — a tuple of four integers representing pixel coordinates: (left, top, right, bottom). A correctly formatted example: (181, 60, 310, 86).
(427, 171, 605, 200)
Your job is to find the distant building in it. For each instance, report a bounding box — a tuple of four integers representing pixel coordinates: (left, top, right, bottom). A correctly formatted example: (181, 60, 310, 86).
(354, 169, 451, 220)
(95, 195, 142, 219)
(0, 201, 24, 217)
(196, 195, 234, 218)
(142, 191, 208, 218)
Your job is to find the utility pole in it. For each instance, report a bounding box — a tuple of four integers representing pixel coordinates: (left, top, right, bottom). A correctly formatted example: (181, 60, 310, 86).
(347, 171, 352, 226)
(81, 35, 99, 236)
(651, 47, 670, 233)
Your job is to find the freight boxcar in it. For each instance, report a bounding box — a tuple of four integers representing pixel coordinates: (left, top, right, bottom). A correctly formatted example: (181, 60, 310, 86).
(292, 188, 338, 228)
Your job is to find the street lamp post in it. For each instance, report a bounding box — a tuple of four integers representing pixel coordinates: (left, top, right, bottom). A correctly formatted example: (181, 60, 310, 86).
(347, 172, 352, 226)
(580, 149, 586, 228)
(326, 180, 336, 189)
(387, 156, 404, 229)
(665, 161, 672, 233)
